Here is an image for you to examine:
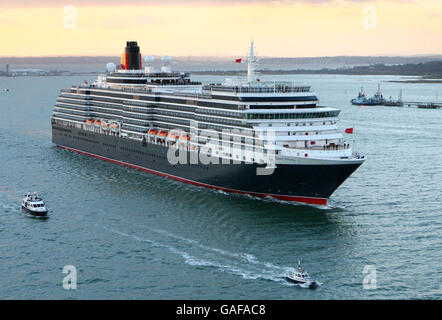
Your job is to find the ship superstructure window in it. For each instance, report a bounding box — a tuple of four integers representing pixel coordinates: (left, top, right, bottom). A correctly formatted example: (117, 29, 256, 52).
(249, 105, 299, 109)
(246, 111, 340, 120)
(197, 108, 243, 119)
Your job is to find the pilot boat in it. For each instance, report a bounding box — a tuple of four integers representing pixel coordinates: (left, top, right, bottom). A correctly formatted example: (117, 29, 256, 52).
(285, 261, 318, 288)
(21, 192, 48, 216)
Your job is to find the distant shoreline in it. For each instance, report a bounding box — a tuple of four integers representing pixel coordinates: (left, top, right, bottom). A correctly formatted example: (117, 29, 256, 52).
(386, 79, 442, 83)
(1, 73, 442, 84)
(1, 61, 442, 83)
(191, 62, 442, 78)
(1, 56, 441, 79)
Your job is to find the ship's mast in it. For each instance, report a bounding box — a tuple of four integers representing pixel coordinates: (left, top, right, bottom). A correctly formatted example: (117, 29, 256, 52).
(247, 40, 258, 83)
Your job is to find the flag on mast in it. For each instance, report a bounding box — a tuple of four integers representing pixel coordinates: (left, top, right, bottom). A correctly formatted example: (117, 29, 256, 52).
(235, 58, 242, 63)
(345, 128, 354, 134)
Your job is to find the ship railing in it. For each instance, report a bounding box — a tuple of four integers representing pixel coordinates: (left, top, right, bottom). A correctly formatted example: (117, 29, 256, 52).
(74, 84, 207, 99)
(283, 144, 351, 151)
(148, 81, 202, 86)
(145, 72, 190, 78)
(59, 94, 92, 101)
(166, 91, 211, 99)
(203, 84, 311, 94)
(123, 100, 152, 107)
(109, 72, 190, 78)
(352, 152, 366, 159)
(108, 73, 148, 78)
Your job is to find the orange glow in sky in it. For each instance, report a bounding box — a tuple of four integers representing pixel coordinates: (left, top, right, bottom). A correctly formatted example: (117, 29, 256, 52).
(0, 1, 441, 57)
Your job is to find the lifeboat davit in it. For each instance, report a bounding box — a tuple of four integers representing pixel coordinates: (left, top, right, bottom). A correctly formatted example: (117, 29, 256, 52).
(179, 134, 190, 142)
(166, 132, 180, 141)
(148, 129, 158, 136)
(110, 123, 119, 132)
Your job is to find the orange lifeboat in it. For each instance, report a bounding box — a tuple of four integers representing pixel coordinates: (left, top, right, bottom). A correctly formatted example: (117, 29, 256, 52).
(148, 129, 158, 136)
(157, 131, 168, 139)
(179, 134, 190, 142)
(94, 119, 101, 126)
(167, 132, 180, 141)
(86, 118, 94, 124)
(110, 123, 119, 132)
(101, 121, 109, 130)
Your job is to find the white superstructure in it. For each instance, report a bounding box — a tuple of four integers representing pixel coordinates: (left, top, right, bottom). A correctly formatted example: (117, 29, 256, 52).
(54, 41, 365, 169)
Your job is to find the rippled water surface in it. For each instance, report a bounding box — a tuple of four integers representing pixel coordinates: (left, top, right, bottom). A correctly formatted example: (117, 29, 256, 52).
(0, 74, 441, 299)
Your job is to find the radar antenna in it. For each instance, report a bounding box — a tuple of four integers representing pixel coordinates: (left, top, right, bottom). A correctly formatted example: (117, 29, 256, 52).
(247, 40, 258, 83)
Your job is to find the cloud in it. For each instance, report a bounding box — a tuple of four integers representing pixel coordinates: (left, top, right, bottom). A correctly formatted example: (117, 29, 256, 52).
(427, 12, 441, 19)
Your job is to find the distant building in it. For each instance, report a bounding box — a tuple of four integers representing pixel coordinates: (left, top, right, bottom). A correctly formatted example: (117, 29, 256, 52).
(6, 64, 9, 76)
(9, 68, 48, 76)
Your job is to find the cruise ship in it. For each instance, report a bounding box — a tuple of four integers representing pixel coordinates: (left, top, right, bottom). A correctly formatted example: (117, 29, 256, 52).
(51, 41, 365, 206)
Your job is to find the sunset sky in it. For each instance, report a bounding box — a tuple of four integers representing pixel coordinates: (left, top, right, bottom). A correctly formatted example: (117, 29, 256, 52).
(0, 0, 441, 57)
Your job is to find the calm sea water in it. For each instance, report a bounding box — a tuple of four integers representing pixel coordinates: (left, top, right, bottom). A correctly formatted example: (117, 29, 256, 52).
(0, 74, 441, 299)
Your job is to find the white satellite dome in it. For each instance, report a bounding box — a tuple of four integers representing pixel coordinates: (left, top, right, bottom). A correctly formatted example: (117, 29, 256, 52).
(161, 55, 171, 63)
(106, 62, 116, 72)
(144, 55, 155, 64)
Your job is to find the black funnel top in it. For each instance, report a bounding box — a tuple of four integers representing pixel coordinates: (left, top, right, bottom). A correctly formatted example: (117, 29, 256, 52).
(124, 41, 141, 70)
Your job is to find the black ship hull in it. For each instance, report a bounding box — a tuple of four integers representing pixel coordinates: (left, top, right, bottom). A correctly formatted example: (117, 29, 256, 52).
(52, 123, 362, 205)
(21, 206, 48, 217)
(285, 277, 317, 288)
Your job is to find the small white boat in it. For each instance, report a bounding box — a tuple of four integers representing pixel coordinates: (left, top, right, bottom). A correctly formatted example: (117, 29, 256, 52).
(21, 192, 48, 217)
(285, 261, 318, 288)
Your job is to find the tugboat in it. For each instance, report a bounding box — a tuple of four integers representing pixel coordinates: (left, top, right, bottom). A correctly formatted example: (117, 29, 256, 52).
(351, 84, 384, 106)
(21, 192, 48, 216)
(285, 261, 318, 288)
(350, 86, 368, 105)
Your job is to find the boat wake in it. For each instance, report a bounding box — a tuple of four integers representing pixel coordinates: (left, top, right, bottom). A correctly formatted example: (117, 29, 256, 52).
(0, 201, 16, 212)
(295, 281, 323, 289)
(102, 224, 295, 285)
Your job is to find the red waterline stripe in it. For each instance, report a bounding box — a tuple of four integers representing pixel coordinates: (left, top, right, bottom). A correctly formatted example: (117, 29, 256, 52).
(58, 145, 328, 206)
